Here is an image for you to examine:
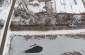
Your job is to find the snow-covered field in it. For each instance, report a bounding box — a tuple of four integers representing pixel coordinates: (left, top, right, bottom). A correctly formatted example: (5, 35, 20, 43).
(4, 34, 85, 55)
(0, 6, 11, 20)
(1, 28, 85, 55)
(0, 0, 11, 20)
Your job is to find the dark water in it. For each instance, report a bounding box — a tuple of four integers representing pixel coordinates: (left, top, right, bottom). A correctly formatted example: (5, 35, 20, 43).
(24, 46, 43, 53)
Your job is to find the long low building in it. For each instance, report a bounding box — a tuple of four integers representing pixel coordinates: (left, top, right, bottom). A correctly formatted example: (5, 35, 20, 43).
(51, 0, 85, 13)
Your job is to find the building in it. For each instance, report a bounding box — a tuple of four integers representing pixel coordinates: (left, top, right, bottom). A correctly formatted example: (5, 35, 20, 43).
(51, 0, 85, 13)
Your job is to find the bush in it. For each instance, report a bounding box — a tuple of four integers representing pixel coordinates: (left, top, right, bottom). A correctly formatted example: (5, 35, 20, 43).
(62, 51, 82, 55)
(56, 17, 63, 24)
(14, 8, 30, 19)
(45, 18, 51, 25)
(81, 15, 85, 21)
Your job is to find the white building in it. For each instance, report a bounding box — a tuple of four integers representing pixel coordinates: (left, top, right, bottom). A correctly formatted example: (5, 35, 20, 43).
(52, 0, 85, 13)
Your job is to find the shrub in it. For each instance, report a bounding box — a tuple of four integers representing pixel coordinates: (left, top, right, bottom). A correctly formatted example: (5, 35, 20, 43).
(81, 15, 85, 21)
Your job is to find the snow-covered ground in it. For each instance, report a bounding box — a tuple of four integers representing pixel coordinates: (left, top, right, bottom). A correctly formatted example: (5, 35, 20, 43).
(28, 2, 46, 13)
(2, 28, 85, 55)
(0, 0, 12, 20)
(10, 29, 85, 35)
(1, 0, 85, 55)
(0, 6, 11, 20)
(4, 34, 85, 55)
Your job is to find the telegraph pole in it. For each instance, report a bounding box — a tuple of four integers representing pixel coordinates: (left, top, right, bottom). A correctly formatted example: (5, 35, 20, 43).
(0, 0, 16, 55)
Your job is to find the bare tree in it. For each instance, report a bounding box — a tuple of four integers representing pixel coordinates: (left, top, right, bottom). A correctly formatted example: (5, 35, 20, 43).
(0, 0, 16, 55)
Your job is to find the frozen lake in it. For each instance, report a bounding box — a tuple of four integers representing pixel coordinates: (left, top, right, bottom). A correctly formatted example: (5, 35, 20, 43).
(5, 34, 85, 55)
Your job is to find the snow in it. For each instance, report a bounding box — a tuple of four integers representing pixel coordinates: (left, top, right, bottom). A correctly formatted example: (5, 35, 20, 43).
(0, 6, 11, 20)
(65, 5, 73, 13)
(28, 2, 46, 13)
(5, 34, 85, 55)
(11, 29, 85, 35)
(0, 0, 12, 21)
(1, 0, 85, 55)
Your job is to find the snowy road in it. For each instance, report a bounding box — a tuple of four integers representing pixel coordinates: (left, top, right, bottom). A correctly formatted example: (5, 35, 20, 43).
(11, 29, 85, 35)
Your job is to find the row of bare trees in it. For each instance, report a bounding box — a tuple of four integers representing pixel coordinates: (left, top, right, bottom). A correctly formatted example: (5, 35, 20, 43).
(12, 9, 85, 26)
